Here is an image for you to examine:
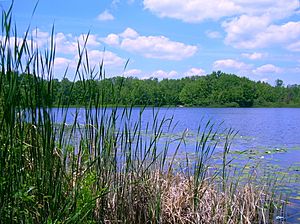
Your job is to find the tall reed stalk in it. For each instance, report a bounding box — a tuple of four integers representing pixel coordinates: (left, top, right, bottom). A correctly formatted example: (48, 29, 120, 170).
(0, 4, 283, 223)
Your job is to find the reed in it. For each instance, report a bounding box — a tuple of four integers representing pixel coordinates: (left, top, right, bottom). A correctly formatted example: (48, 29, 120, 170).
(0, 4, 283, 223)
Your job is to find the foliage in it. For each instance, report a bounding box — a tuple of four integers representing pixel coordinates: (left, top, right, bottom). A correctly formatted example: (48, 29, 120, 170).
(0, 4, 285, 223)
(15, 72, 300, 108)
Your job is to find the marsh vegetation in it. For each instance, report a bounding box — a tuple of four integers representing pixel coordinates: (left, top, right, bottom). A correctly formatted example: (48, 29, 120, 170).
(0, 5, 291, 223)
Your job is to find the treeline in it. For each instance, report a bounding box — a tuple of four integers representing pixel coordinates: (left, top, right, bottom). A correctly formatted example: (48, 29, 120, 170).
(13, 71, 300, 107)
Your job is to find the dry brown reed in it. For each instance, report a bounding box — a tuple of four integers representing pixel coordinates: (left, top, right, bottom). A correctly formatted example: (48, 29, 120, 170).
(100, 171, 277, 224)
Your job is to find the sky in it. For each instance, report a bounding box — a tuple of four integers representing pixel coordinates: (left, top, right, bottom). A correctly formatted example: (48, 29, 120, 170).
(1, 0, 300, 85)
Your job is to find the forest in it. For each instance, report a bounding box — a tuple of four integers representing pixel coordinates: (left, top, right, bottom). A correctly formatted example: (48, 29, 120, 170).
(9, 71, 300, 107)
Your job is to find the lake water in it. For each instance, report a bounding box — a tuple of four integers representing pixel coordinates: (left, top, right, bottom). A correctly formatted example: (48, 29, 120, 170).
(54, 107, 300, 154)
(53, 107, 300, 222)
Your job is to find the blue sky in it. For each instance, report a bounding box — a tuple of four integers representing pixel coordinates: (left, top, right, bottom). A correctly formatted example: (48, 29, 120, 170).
(1, 0, 300, 84)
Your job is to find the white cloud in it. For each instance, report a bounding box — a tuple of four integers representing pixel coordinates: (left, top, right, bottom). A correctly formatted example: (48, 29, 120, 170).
(31, 28, 50, 47)
(55, 33, 77, 54)
(223, 15, 300, 49)
(102, 34, 120, 46)
(254, 21, 300, 49)
(152, 70, 178, 78)
(53, 49, 126, 78)
(236, 1, 299, 20)
(142, 70, 178, 79)
(222, 15, 270, 48)
(3, 29, 62, 55)
(213, 60, 284, 77)
(54, 57, 73, 69)
(144, 0, 300, 51)
(205, 30, 222, 39)
(120, 28, 139, 38)
(103, 28, 197, 60)
(213, 59, 252, 70)
(120, 35, 197, 60)
(30, 30, 102, 55)
(123, 68, 207, 79)
(55, 33, 101, 54)
(3, 28, 127, 79)
(52, 33, 125, 72)
(0, 36, 34, 52)
(53, 57, 78, 78)
(184, 68, 206, 76)
(78, 34, 101, 48)
(123, 69, 142, 76)
(128, 68, 207, 79)
(241, 52, 264, 60)
(143, 0, 241, 23)
(287, 41, 300, 52)
(97, 10, 114, 21)
(88, 50, 125, 67)
(143, 0, 299, 23)
(253, 64, 282, 74)
(54, 49, 125, 72)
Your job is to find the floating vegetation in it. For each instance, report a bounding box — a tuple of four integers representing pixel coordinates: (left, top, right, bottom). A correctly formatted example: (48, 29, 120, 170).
(292, 196, 300, 200)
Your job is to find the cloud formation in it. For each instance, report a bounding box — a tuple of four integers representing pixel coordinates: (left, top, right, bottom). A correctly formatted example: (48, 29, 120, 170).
(213, 59, 252, 71)
(144, 0, 241, 23)
(253, 64, 282, 75)
(97, 10, 114, 21)
(31, 29, 102, 54)
(223, 17, 300, 49)
(213, 59, 285, 78)
(241, 52, 265, 60)
(143, 0, 299, 23)
(142, 70, 178, 79)
(27, 29, 126, 75)
(184, 68, 206, 76)
(287, 41, 300, 52)
(123, 69, 142, 76)
(103, 28, 198, 60)
(54, 57, 73, 69)
(144, 0, 300, 51)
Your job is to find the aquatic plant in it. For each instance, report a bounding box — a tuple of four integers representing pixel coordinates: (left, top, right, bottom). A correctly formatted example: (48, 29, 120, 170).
(0, 3, 283, 223)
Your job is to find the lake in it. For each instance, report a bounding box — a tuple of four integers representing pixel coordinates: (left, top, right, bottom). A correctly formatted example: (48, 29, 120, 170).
(54, 107, 300, 152)
(53, 107, 300, 222)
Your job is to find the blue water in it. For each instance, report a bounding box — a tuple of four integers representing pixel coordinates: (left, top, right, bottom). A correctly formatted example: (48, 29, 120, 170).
(52, 107, 300, 222)
(53, 107, 300, 149)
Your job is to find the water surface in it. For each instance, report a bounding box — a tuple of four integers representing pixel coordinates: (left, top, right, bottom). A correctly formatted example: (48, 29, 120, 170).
(53, 107, 300, 223)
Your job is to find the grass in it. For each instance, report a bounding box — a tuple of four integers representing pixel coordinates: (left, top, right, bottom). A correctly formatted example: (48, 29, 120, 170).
(0, 4, 284, 223)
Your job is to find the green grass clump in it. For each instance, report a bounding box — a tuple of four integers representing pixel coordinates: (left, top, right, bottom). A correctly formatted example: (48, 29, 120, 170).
(0, 4, 284, 223)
